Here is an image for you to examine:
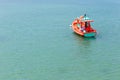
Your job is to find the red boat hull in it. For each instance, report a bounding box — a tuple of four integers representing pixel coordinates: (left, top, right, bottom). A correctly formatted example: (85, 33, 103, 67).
(71, 19, 97, 37)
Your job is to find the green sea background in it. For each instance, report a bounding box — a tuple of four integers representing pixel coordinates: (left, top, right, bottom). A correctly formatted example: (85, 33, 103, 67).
(0, 0, 120, 80)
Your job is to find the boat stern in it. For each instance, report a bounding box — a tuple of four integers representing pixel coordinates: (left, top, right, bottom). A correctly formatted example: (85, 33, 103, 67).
(84, 32, 96, 37)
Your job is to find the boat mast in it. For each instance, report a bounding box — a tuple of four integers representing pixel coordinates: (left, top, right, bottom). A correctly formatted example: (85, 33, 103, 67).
(84, 14, 86, 20)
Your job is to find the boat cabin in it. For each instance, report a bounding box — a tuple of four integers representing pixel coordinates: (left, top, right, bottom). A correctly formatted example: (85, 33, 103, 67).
(79, 17, 94, 32)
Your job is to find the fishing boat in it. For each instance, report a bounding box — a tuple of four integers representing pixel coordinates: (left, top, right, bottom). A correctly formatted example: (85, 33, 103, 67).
(71, 14, 97, 37)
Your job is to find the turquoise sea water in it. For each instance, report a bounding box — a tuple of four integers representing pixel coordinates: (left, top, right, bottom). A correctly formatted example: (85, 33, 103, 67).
(0, 1, 120, 80)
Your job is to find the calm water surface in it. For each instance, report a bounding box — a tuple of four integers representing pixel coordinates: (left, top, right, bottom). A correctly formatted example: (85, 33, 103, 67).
(0, 1, 120, 80)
